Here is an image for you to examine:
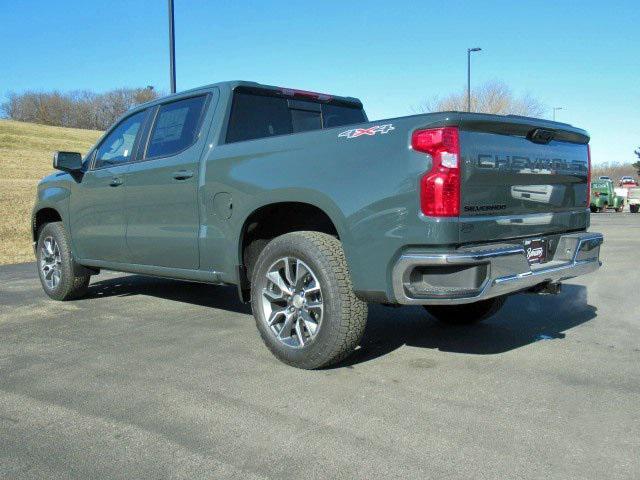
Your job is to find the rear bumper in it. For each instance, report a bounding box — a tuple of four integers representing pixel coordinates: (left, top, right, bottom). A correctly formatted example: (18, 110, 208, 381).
(391, 231, 603, 305)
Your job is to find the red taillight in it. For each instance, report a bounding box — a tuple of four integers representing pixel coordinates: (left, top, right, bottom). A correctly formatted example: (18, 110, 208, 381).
(587, 144, 592, 205)
(412, 127, 460, 217)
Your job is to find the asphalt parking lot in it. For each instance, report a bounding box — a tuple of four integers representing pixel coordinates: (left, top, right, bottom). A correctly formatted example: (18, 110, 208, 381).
(1, 214, 638, 479)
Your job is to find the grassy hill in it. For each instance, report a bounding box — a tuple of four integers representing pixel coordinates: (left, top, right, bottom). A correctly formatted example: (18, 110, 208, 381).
(0, 119, 102, 264)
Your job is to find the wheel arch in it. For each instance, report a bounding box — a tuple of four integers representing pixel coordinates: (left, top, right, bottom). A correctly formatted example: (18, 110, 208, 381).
(236, 199, 350, 301)
(32, 207, 63, 243)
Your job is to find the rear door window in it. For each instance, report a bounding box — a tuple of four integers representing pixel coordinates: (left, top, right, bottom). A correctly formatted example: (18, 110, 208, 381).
(146, 95, 208, 159)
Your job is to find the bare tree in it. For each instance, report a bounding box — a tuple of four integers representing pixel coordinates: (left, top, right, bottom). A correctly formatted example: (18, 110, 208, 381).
(1, 86, 160, 130)
(416, 80, 546, 117)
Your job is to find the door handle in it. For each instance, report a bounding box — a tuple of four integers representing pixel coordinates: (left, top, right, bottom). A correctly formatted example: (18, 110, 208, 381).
(109, 177, 123, 187)
(172, 170, 194, 180)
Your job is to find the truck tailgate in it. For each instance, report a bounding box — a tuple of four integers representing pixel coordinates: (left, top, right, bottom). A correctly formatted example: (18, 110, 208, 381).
(458, 118, 589, 243)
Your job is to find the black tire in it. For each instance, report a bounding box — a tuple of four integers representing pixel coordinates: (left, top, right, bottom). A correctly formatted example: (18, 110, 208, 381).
(615, 206, 624, 213)
(250, 231, 367, 369)
(424, 296, 506, 325)
(36, 222, 90, 301)
(590, 206, 598, 213)
(631, 205, 639, 213)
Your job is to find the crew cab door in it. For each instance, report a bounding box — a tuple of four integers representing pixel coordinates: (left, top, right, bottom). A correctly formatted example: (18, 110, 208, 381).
(124, 94, 211, 269)
(69, 110, 148, 262)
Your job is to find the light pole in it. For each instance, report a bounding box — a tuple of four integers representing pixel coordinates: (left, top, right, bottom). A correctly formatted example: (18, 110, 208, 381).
(553, 107, 563, 121)
(168, 0, 176, 94)
(467, 47, 482, 112)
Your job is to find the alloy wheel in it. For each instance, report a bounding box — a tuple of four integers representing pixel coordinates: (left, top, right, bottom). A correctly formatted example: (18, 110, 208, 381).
(40, 236, 62, 290)
(261, 257, 323, 348)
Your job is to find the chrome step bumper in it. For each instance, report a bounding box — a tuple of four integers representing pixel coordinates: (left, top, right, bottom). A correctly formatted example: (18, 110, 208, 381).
(391, 232, 603, 305)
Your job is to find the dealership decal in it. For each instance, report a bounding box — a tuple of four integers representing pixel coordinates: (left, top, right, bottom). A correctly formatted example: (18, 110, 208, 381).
(338, 124, 395, 139)
(527, 246, 544, 260)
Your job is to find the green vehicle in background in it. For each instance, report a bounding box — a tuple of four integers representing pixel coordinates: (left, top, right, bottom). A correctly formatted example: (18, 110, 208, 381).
(590, 179, 625, 212)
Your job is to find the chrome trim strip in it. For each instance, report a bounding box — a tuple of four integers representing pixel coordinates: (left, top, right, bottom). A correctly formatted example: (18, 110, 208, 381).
(459, 209, 589, 224)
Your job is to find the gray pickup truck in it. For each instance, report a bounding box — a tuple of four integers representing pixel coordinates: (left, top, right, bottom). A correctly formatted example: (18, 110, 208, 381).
(33, 81, 603, 368)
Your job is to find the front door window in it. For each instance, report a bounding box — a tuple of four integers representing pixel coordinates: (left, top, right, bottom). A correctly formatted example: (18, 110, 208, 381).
(94, 111, 146, 169)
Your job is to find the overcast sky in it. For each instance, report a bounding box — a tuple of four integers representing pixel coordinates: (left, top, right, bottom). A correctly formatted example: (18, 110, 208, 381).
(2, 0, 638, 164)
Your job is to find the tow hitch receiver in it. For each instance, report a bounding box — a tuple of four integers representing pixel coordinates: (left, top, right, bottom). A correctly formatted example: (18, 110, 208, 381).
(528, 282, 562, 295)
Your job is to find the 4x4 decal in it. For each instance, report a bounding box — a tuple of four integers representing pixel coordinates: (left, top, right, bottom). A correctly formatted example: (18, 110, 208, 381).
(338, 124, 395, 139)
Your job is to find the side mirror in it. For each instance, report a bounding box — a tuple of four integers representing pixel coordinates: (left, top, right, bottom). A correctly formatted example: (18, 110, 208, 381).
(53, 151, 83, 172)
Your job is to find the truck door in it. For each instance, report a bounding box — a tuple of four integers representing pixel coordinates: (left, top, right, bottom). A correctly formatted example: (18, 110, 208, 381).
(124, 94, 212, 269)
(69, 110, 148, 262)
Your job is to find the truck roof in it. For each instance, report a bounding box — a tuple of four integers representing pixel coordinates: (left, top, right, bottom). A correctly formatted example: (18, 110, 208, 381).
(133, 80, 363, 110)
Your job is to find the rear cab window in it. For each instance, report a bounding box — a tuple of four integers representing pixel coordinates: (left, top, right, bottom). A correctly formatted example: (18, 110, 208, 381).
(225, 88, 366, 143)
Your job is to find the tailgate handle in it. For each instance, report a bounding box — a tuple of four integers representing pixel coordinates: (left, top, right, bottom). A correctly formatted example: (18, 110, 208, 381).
(527, 128, 555, 145)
